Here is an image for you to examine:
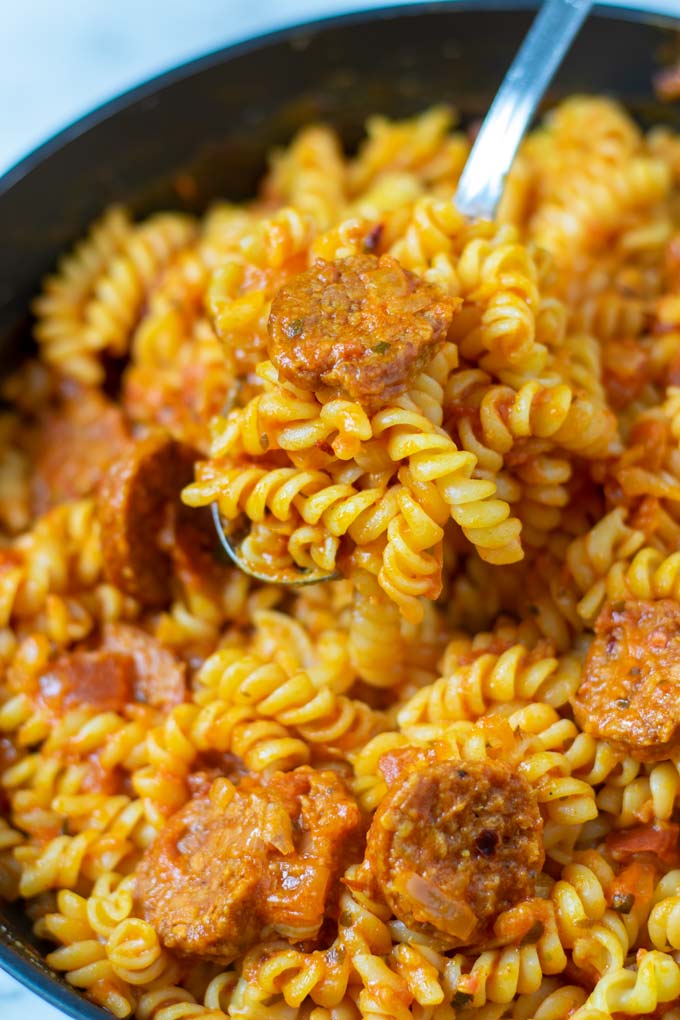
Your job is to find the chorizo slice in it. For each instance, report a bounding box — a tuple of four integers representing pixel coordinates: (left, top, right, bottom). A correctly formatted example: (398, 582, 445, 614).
(97, 434, 197, 606)
(366, 758, 544, 947)
(655, 61, 680, 102)
(268, 254, 459, 412)
(37, 650, 135, 716)
(571, 599, 680, 762)
(101, 622, 186, 710)
(135, 767, 364, 962)
(168, 506, 229, 604)
(31, 388, 130, 514)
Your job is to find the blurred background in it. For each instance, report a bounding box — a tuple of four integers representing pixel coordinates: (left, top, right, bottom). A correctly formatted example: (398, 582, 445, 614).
(2, 0, 409, 176)
(0, 0, 678, 1016)
(2, 0, 678, 176)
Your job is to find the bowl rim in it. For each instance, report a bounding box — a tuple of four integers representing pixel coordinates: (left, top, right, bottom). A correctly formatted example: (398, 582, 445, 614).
(0, 931, 109, 1020)
(1, 0, 680, 199)
(2, 1, 680, 1017)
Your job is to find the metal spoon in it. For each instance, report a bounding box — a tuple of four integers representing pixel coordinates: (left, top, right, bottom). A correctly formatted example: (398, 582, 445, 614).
(455, 0, 592, 218)
(213, 0, 593, 584)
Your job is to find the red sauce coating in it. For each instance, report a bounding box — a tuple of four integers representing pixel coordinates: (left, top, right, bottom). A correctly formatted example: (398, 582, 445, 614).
(135, 768, 364, 961)
(606, 823, 680, 868)
(602, 337, 650, 412)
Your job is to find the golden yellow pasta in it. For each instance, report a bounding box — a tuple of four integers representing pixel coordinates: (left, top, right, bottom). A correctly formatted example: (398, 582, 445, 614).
(3, 95, 680, 1020)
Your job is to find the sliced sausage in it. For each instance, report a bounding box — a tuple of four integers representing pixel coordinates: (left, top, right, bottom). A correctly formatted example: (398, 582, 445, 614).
(101, 622, 186, 710)
(572, 599, 680, 762)
(268, 254, 459, 412)
(37, 650, 135, 716)
(169, 506, 229, 603)
(655, 61, 680, 102)
(97, 434, 197, 606)
(366, 758, 544, 947)
(135, 767, 364, 961)
(31, 388, 130, 514)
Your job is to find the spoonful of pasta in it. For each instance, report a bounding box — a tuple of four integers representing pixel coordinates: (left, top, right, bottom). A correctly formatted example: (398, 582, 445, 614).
(185, 0, 593, 587)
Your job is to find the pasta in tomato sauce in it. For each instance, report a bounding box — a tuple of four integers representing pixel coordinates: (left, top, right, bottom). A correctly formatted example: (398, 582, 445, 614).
(1, 96, 680, 1019)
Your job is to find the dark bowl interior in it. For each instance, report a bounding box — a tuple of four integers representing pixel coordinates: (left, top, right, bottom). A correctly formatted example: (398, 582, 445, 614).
(1, 2, 680, 1016)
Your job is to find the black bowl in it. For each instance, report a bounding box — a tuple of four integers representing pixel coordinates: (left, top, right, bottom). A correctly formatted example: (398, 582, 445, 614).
(1, 3, 680, 1016)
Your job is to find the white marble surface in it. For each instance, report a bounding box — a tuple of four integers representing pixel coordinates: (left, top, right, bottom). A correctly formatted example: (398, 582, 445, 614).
(1, 0, 679, 1016)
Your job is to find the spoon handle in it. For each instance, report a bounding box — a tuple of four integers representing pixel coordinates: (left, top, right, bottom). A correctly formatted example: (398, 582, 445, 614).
(455, 0, 593, 221)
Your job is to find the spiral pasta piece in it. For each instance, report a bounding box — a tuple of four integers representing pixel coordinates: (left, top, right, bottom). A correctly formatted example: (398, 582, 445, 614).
(373, 406, 523, 564)
(33, 206, 134, 384)
(550, 852, 644, 981)
(648, 877, 680, 952)
(194, 648, 388, 754)
(571, 951, 680, 1019)
(397, 644, 582, 727)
